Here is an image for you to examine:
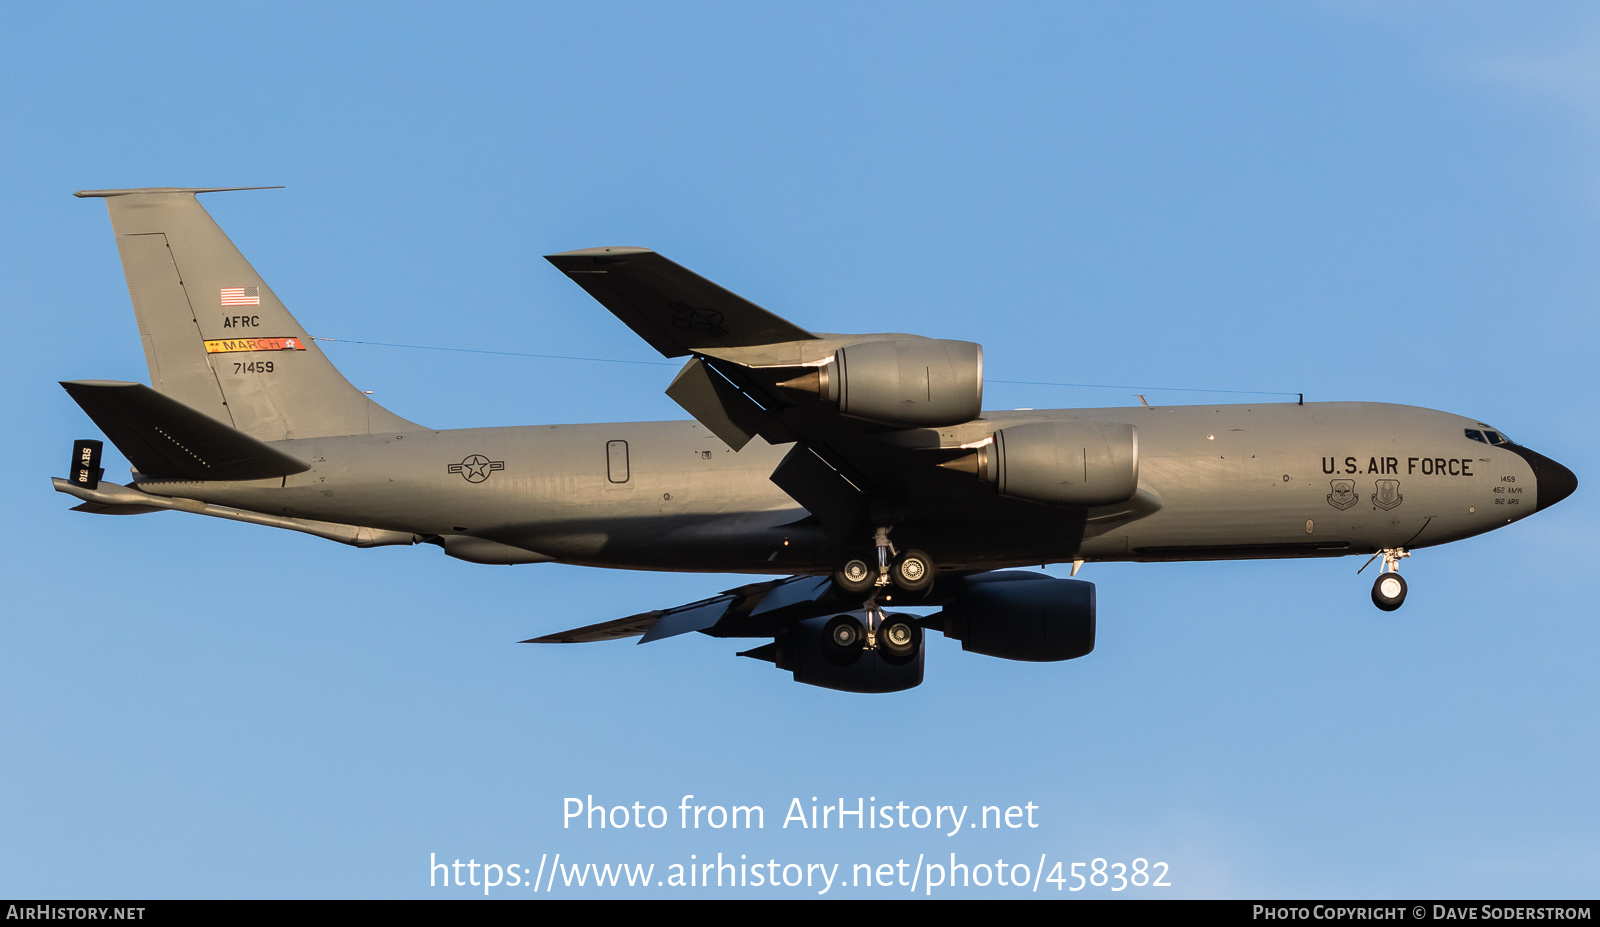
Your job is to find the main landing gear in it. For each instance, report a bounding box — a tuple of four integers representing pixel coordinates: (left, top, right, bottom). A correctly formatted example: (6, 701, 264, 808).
(821, 604, 921, 667)
(823, 526, 931, 665)
(1365, 547, 1410, 612)
(832, 526, 936, 596)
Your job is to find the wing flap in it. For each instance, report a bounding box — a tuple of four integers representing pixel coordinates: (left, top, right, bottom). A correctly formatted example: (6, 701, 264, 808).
(639, 597, 734, 643)
(663, 356, 804, 450)
(769, 444, 869, 536)
(748, 576, 832, 616)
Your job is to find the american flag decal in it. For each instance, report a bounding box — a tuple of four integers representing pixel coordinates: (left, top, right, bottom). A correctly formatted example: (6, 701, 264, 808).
(220, 286, 261, 306)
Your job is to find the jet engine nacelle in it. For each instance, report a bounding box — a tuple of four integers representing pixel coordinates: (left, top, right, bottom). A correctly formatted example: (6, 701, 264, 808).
(819, 338, 984, 427)
(982, 420, 1139, 507)
(940, 572, 1095, 662)
(772, 613, 925, 693)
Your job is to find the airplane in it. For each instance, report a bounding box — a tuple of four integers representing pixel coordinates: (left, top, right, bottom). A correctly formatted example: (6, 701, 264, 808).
(55, 187, 1578, 693)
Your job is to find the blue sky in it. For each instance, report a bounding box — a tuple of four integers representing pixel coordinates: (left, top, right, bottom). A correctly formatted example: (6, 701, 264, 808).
(1, 2, 1595, 899)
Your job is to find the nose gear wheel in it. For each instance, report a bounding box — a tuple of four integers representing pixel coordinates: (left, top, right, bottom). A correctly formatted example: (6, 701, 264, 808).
(1372, 572, 1407, 611)
(1361, 547, 1410, 612)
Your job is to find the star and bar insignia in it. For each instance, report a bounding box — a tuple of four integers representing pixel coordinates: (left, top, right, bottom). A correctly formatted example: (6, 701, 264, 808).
(448, 454, 506, 483)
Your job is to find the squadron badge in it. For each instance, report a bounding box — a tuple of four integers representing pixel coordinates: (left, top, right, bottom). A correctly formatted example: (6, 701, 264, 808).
(1327, 479, 1357, 510)
(1372, 479, 1403, 511)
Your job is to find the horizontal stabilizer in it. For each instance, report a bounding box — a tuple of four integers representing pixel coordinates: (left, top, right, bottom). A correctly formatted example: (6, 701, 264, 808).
(545, 248, 817, 357)
(74, 186, 284, 198)
(60, 380, 310, 481)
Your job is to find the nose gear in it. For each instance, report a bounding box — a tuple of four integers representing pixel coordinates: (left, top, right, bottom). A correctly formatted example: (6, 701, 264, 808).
(1360, 547, 1410, 612)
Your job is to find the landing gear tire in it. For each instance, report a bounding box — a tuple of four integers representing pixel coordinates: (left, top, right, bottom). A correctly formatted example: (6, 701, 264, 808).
(832, 557, 875, 595)
(1372, 572, 1407, 612)
(877, 614, 922, 665)
(891, 549, 935, 594)
(822, 614, 866, 665)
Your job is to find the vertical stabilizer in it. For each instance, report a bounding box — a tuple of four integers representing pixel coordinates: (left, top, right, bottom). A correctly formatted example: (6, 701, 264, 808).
(76, 187, 421, 439)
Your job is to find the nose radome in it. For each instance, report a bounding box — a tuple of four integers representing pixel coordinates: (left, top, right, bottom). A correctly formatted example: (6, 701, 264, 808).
(1508, 445, 1578, 511)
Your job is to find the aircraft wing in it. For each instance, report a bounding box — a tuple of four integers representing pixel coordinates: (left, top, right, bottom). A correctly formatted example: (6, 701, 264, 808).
(521, 610, 666, 644)
(547, 246, 1049, 537)
(544, 248, 817, 357)
(546, 247, 1163, 543)
(523, 575, 846, 644)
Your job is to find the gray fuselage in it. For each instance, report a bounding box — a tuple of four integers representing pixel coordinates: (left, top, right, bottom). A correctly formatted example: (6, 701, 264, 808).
(129, 400, 1553, 575)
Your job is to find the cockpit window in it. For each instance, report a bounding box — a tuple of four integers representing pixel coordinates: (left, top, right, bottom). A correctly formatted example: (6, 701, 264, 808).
(1469, 425, 1514, 446)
